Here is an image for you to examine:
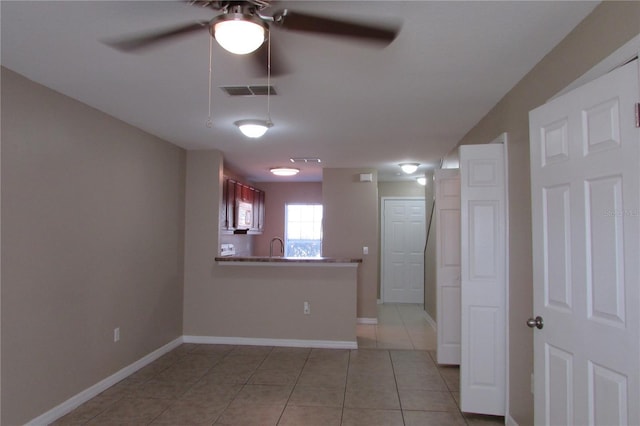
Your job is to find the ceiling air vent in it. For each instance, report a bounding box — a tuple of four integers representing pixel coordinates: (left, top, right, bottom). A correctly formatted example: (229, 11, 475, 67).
(290, 158, 322, 164)
(220, 85, 277, 97)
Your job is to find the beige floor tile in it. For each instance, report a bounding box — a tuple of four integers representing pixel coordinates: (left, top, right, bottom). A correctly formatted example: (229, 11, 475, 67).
(347, 372, 397, 390)
(232, 384, 293, 406)
(398, 389, 458, 411)
(98, 377, 146, 398)
(50, 394, 121, 425)
(215, 402, 284, 425)
(340, 408, 404, 426)
(277, 405, 342, 426)
(377, 340, 415, 350)
(133, 378, 194, 400)
(180, 381, 242, 402)
(296, 371, 347, 389)
(247, 368, 301, 386)
(357, 335, 377, 348)
(344, 387, 401, 410)
(229, 345, 274, 357)
(50, 304, 449, 425)
(438, 366, 461, 391)
(85, 397, 170, 425)
(150, 398, 227, 425)
(403, 409, 467, 426)
(452, 391, 461, 407)
(392, 361, 439, 376)
(390, 350, 434, 363)
(395, 372, 449, 391)
(288, 385, 345, 407)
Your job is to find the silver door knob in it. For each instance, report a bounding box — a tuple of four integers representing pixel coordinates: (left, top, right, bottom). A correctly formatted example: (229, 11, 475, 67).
(527, 316, 544, 329)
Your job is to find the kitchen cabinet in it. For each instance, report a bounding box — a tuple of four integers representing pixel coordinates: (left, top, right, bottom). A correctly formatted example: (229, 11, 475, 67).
(221, 177, 265, 234)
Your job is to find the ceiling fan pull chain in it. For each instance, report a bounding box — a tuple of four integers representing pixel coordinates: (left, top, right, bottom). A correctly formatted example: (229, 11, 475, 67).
(266, 29, 272, 125)
(206, 33, 214, 128)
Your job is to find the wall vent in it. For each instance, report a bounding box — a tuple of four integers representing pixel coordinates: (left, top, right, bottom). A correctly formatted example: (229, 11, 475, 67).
(220, 85, 277, 96)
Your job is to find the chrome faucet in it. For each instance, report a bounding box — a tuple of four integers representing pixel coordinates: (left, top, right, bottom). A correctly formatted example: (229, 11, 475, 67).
(269, 237, 284, 257)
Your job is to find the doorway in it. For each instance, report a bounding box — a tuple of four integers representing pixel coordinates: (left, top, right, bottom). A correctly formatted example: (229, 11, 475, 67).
(381, 198, 426, 303)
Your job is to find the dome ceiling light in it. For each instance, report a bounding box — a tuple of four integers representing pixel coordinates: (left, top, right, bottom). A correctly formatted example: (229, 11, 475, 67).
(270, 167, 300, 177)
(399, 163, 420, 174)
(210, 11, 267, 55)
(235, 119, 273, 138)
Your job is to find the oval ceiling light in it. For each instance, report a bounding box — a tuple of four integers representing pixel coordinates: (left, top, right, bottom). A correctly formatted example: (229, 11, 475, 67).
(270, 167, 300, 177)
(399, 163, 420, 174)
(235, 119, 272, 138)
(211, 13, 267, 55)
(416, 176, 427, 186)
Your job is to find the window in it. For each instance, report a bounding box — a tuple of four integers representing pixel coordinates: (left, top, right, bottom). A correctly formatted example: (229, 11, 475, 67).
(285, 204, 323, 257)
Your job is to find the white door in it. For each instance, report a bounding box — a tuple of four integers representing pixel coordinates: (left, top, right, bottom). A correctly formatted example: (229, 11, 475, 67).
(435, 169, 461, 365)
(382, 199, 426, 303)
(459, 144, 506, 416)
(529, 59, 640, 425)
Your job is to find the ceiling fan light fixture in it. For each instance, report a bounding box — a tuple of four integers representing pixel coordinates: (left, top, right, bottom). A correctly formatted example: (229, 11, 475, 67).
(270, 167, 300, 177)
(212, 13, 266, 55)
(400, 163, 420, 174)
(235, 119, 272, 138)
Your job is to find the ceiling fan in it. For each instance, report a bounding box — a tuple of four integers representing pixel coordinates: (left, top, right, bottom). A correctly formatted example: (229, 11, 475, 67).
(105, 0, 401, 76)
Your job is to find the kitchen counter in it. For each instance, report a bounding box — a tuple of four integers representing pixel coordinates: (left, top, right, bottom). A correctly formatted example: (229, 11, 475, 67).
(215, 256, 362, 266)
(206, 255, 360, 347)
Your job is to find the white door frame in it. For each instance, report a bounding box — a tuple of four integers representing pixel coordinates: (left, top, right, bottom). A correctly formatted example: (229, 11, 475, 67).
(380, 196, 426, 304)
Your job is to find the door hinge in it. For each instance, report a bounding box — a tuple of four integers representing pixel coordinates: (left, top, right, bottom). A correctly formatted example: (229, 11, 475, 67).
(635, 103, 640, 128)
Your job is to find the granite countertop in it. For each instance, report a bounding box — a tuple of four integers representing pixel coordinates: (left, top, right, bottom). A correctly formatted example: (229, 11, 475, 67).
(214, 256, 363, 264)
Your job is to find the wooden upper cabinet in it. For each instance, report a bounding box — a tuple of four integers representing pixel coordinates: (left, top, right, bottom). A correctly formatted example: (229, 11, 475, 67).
(221, 176, 264, 234)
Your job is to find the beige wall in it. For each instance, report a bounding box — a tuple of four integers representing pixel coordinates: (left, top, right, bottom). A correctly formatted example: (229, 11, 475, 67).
(254, 182, 323, 257)
(322, 169, 378, 319)
(452, 3, 640, 424)
(1, 68, 186, 425)
(378, 181, 426, 198)
(183, 154, 356, 342)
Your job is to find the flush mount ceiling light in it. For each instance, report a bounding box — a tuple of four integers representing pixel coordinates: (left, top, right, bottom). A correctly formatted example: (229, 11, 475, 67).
(399, 163, 420, 174)
(235, 119, 273, 138)
(270, 167, 300, 177)
(210, 12, 267, 55)
(417, 176, 427, 186)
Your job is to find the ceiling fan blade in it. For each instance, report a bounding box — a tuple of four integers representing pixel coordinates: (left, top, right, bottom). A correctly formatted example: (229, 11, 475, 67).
(248, 40, 289, 77)
(104, 21, 209, 52)
(273, 10, 399, 44)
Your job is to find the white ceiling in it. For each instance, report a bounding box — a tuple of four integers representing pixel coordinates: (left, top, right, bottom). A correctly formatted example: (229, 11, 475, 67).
(1, 1, 599, 182)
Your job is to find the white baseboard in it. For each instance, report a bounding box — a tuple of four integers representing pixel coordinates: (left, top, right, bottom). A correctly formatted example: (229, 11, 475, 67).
(357, 317, 378, 325)
(183, 335, 358, 350)
(505, 413, 519, 426)
(27, 337, 183, 426)
(422, 310, 437, 329)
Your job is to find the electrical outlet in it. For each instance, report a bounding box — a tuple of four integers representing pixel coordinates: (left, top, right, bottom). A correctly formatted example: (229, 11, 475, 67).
(303, 301, 310, 315)
(114, 327, 120, 342)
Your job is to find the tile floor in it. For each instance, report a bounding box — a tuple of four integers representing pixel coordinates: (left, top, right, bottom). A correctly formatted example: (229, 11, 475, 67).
(52, 304, 504, 425)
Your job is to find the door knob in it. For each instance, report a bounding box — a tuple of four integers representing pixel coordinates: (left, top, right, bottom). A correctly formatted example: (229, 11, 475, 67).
(527, 316, 544, 329)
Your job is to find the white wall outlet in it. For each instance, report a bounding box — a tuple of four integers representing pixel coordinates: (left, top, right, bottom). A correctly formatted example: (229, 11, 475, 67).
(303, 301, 310, 315)
(363, 246, 369, 255)
(114, 327, 120, 342)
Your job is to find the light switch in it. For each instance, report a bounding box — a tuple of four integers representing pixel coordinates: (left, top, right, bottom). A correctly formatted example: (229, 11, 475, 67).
(363, 246, 369, 255)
